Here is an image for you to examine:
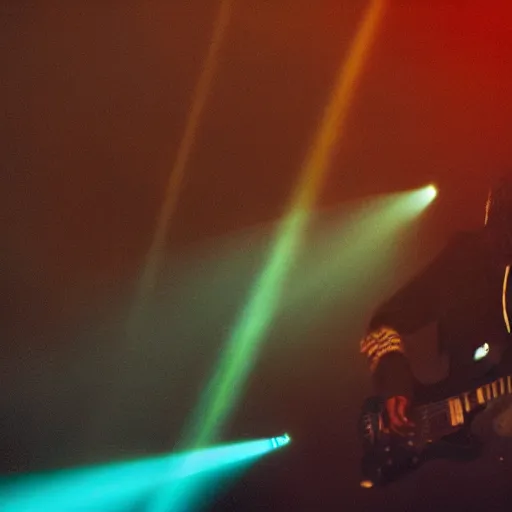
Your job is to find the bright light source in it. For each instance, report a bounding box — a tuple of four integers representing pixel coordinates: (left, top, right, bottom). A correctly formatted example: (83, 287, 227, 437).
(270, 433, 292, 449)
(473, 342, 490, 361)
(403, 185, 438, 214)
(425, 184, 438, 201)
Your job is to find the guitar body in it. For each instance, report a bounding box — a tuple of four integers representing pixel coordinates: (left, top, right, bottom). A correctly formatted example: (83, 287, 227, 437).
(358, 355, 512, 487)
(358, 395, 480, 488)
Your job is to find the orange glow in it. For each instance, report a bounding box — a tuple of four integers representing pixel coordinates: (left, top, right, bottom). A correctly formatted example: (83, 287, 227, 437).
(288, 0, 386, 213)
(484, 190, 492, 225)
(133, 0, 234, 323)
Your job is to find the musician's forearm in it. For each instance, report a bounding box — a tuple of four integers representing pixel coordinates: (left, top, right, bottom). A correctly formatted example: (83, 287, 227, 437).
(360, 325, 414, 396)
(372, 352, 414, 398)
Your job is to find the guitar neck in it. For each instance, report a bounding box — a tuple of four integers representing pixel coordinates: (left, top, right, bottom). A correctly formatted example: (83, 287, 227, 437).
(423, 374, 512, 429)
(466, 374, 512, 410)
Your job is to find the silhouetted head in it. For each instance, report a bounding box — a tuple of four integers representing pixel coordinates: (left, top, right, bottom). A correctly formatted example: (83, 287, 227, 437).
(484, 174, 512, 258)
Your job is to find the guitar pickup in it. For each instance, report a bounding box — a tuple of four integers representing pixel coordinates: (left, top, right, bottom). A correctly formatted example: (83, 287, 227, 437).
(448, 397, 465, 427)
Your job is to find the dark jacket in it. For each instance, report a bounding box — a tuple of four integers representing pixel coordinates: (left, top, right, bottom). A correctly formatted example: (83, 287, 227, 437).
(367, 229, 512, 397)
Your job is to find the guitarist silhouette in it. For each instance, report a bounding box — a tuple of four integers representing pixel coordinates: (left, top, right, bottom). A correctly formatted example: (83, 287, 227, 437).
(359, 175, 512, 487)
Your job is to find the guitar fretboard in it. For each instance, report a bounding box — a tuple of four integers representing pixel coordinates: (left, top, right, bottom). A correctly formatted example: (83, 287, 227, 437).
(419, 374, 512, 430)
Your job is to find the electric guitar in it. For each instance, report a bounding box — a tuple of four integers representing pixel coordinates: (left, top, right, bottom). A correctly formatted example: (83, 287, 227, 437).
(358, 373, 512, 488)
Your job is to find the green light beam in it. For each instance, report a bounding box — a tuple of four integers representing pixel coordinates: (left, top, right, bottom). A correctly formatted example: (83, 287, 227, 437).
(181, 210, 309, 450)
(158, 3, 385, 509)
(179, 0, 387, 453)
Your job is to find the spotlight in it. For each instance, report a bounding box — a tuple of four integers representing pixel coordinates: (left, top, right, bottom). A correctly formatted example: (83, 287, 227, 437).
(405, 184, 438, 213)
(270, 433, 291, 449)
(425, 184, 438, 201)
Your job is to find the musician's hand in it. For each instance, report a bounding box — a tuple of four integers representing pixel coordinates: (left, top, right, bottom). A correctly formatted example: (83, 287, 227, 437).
(384, 395, 415, 436)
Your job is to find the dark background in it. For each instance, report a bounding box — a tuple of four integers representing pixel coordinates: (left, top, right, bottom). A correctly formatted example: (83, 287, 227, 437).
(2, 1, 512, 510)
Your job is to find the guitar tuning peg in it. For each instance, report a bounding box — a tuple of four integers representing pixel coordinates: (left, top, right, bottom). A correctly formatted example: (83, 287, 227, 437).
(384, 446, 391, 452)
(386, 458, 393, 466)
(407, 440, 414, 447)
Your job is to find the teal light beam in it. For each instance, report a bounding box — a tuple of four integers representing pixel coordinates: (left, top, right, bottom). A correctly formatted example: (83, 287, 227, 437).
(1, 437, 284, 512)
